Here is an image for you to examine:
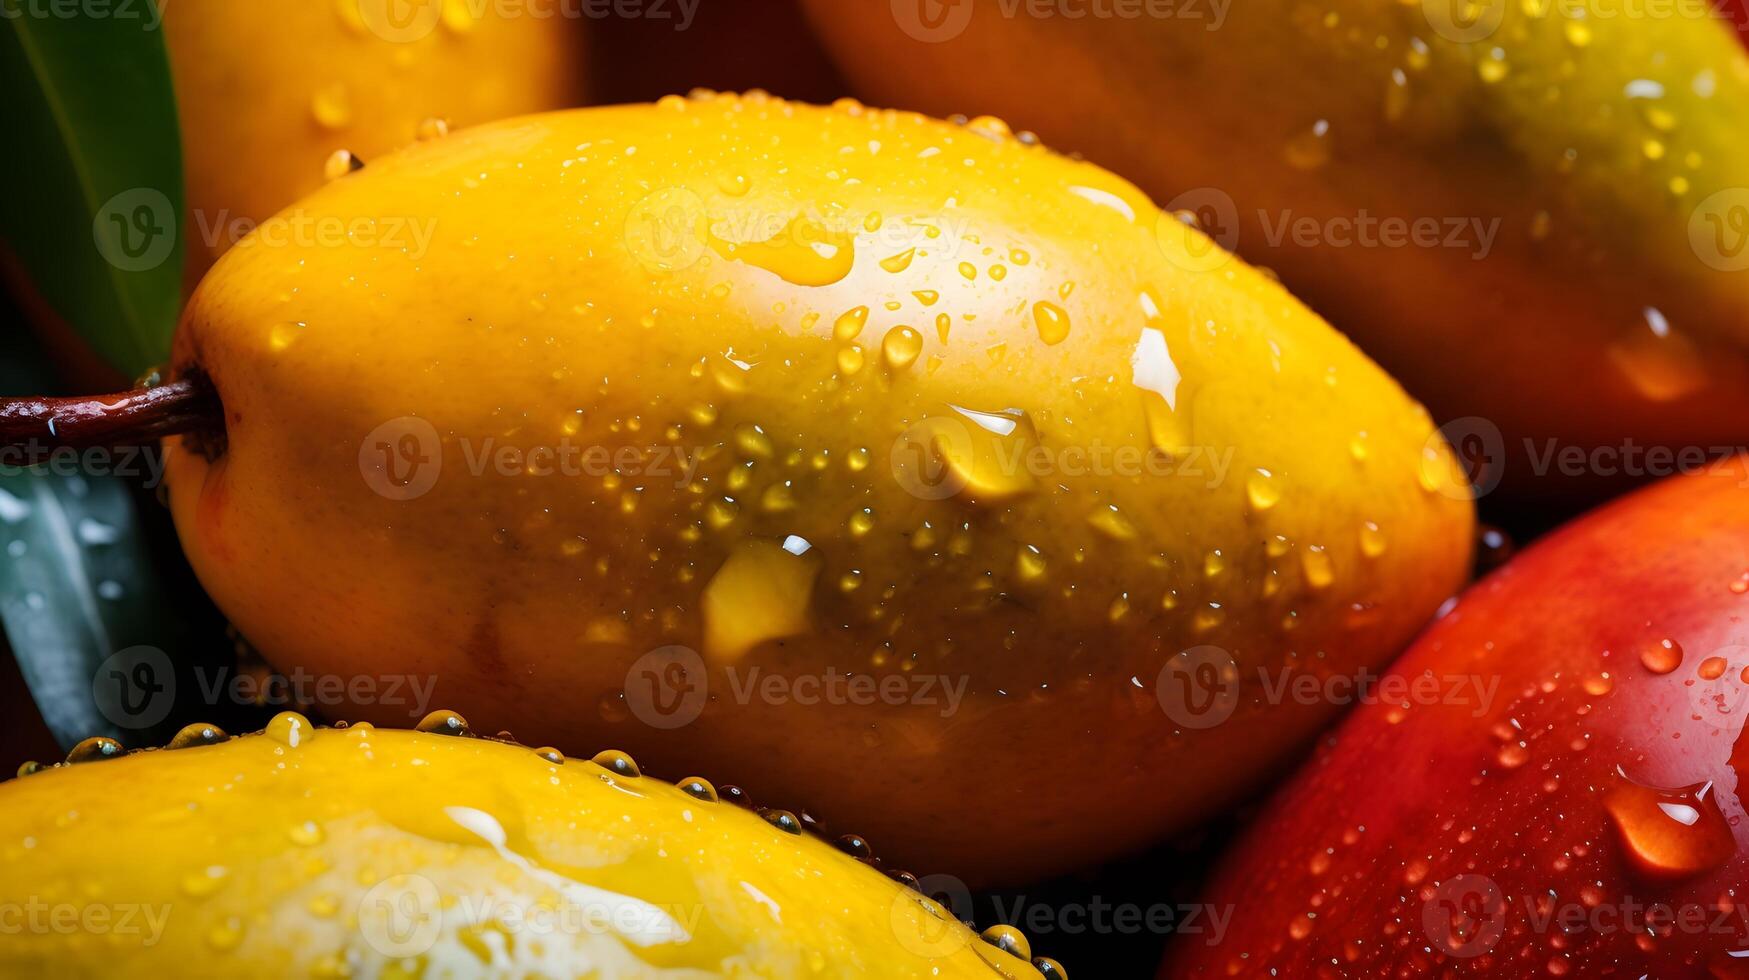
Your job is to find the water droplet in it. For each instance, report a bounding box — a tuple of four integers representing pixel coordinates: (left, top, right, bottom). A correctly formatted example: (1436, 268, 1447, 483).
(592, 749, 641, 778)
(832, 306, 869, 342)
(268, 321, 306, 353)
(1639, 638, 1684, 675)
(1700, 657, 1729, 681)
(880, 248, 917, 273)
(414, 710, 468, 737)
(709, 214, 854, 286)
(1359, 521, 1387, 557)
(1032, 302, 1070, 345)
(882, 326, 923, 371)
(1302, 546, 1335, 589)
(415, 117, 451, 141)
(703, 539, 819, 660)
(167, 723, 229, 750)
(1284, 119, 1332, 170)
(1016, 545, 1048, 583)
(66, 736, 123, 764)
(323, 149, 364, 181)
(310, 83, 352, 129)
(1605, 775, 1735, 879)
(1246, 469, 1281, 513)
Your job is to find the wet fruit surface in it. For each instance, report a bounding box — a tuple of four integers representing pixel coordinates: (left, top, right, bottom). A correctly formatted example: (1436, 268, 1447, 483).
(164, 0, 585, 280)
(800, 0, 1749, 503)
(164, 94, 1472, 883)
(0, 715, 1050, 978)
(1168, 463, 1749, 976)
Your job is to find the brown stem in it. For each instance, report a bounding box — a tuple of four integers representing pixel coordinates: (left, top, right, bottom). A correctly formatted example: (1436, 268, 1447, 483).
(0, 374, 223, 455)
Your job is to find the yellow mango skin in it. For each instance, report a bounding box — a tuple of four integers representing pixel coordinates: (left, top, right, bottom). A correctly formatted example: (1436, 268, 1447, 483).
(0, 719, 1033, 978)
(164, 0, 585, 279)
(164, 96, 1473, 883)
(800, 1, 1749, 502)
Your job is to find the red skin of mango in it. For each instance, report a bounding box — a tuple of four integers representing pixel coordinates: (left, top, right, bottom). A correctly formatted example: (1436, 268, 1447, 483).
(1168, 462, 1749, 978)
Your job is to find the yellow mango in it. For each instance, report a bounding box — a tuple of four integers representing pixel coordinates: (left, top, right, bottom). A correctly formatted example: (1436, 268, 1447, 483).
(163, 95, 1473, 883)
(799, 1, 1749, 501)
(164, 0, 586, 279)
(0, 716, 1058, 977)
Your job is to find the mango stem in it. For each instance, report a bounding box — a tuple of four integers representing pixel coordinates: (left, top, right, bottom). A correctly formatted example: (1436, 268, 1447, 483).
(0, 375, 223, 454)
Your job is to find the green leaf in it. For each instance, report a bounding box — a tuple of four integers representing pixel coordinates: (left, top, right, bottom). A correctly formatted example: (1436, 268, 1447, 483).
(0, 330, 185, 751)
(0, 5, 183, 378)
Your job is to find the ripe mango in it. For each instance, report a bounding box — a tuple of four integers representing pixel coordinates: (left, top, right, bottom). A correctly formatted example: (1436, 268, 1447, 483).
(163, 95, 1473, 883)
(0, 715, 1058, 977)
(164, 0, 586, 278)
(800, 0, 1749, 502)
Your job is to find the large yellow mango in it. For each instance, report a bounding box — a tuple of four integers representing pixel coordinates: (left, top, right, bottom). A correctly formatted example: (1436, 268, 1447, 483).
(163, 95, 1473, 883)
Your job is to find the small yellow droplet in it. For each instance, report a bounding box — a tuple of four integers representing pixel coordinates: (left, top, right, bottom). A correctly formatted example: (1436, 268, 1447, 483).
(1016, 545, 1048, 583)
(1087, 505, 1137, 541)
(266, 711, 313, 747)
(268, 321, 306, 353)
(881, 248, 917, 273)
(913, 290, 939, 306)
(1642, 139, 1666, 161)
(717, 172, 751, 196)
(1246, 468, 1281, 513)
(310, 83, 352, 129)
(288, 821, 325, 846)
(838, 345, 866, 375)
(415, 117, 450, 141)
(958, 261, 978, 281)
(833, 306, 869, 341)
(883, 326, 924, 371)
(1302, 546, 1335, 589)
(1563, 19, 1592, 46)
(1477, 54, 1510, 84)
(1032, 302, 1070, 345)
(323, 149, 362, 182)
(1204, 550, 1226, 578)
(733, 424, 773, 459)
(1359, 521, 1388, 557)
